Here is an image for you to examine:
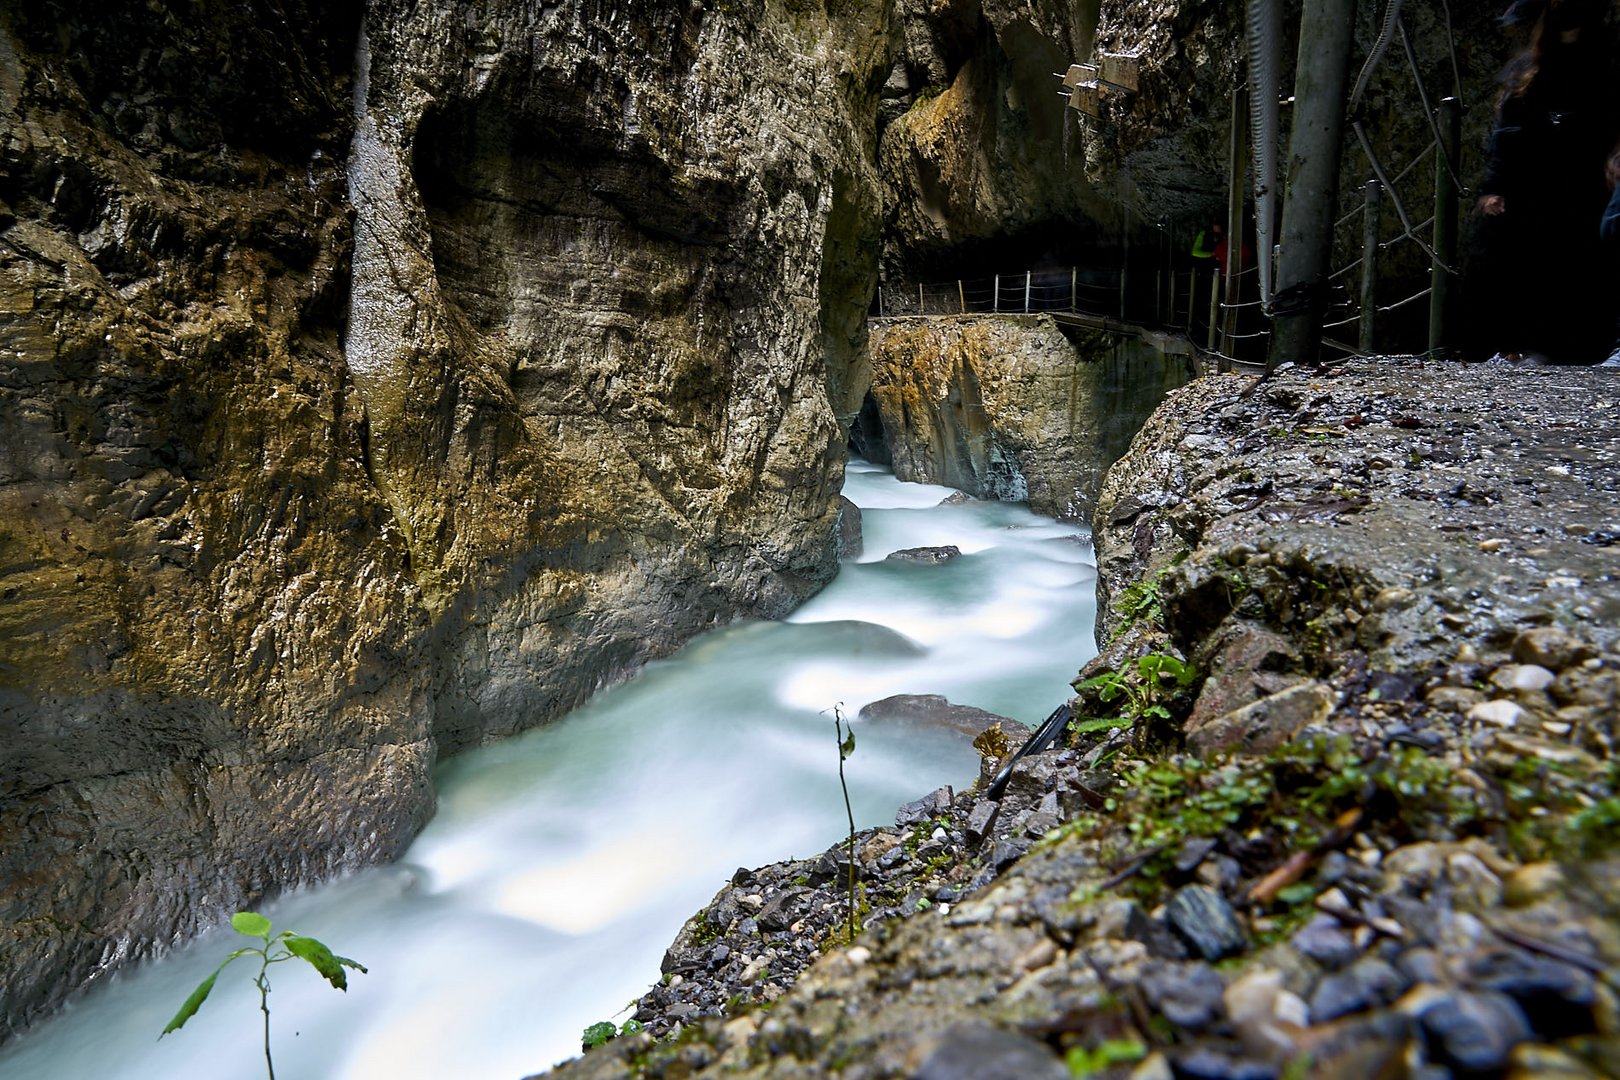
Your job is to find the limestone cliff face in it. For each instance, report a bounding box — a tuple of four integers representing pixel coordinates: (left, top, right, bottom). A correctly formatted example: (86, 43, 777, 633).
(861, 315, 1191, 521)
(349, 0, 893, 748)
(0, 0, 892, 1040)
(878, 0, 1112, 280)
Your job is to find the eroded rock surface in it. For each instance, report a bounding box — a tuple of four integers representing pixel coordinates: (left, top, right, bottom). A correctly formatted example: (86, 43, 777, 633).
(0, 0, 893, 1039)
(863, 315, 1191, 520)
(879, 0, 1112, 279)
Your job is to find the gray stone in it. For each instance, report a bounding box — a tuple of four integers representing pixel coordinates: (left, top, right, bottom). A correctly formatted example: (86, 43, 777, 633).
(1513, 627, 1595, 670)
(835, 497, 864, 561)
(1465, 948, 1597, 1039)
(989, 838, 1031, 871)
(1165, 885, 1248, 961)
(1308, 957, 1406, 1022)
(1141, 963, 1227, 1030)
(1416, 990, 1533, 1075)
(913, 1023, 1069, 1080)
(896, 785, 955, 827)
(1172, 1049, 1279, 1080)
(859, 694, 1021, 742)
(965, 800, 1000, 845)
(886, 545, 963, 563)
(1291, 914, 1360, 970)
(1187, 681, 1338, 755)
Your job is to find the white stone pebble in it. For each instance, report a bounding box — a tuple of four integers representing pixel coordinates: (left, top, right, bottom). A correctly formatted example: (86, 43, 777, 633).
(1469, 699, 1524, 728)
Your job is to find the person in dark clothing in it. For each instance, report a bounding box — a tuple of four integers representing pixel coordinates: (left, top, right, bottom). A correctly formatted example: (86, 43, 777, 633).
(1465, 0, 1620, 363)
(1606, 148, 1620, 247)
(1603, 148, 1620, 365)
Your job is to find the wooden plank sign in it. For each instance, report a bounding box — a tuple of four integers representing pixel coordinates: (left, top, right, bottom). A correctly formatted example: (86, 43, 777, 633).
(1066, 84, 1101, 115)
(1098, 53, 1140, 91)
(1061, 63, 1096, 88)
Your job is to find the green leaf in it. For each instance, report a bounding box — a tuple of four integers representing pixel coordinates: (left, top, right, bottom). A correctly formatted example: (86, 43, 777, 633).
(161, 956, 239, 1036)
(285, 935, 365, 991)
(840, 731, 856, 760)
(582, 1021, 618, 1049)
(231, 911, 272, 938)
(1068, 716, 1130, 735)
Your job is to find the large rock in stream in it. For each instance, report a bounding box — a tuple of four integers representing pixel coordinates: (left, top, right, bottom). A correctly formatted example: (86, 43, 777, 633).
(0, 0, 892, 1040)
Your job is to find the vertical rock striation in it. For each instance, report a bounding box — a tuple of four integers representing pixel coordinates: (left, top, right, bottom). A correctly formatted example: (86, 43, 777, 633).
(0, 0, 894, 1041)
(863, 315, 1191, 520)
(0, 0, 433, 1042)
(349, 0, 894, 750)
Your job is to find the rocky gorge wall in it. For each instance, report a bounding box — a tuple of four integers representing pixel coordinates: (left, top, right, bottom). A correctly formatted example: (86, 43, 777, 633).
(0, 0, 893, 1041)
(858, 315, 1192, 521)
(877, 0, 1113, 280)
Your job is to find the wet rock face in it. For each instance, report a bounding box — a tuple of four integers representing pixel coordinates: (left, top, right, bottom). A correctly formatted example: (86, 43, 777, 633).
(880, 0, 1112, 278)
(351, 0, 897, 747)
(0, 0, 893, 1041)
(1093, 361, 1620, 672)
(865, 315, 1191, 520)
(0, 0, 430, 1043)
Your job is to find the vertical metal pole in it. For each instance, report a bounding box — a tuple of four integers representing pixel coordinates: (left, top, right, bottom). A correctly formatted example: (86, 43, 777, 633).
(994, 274, 1000, 312)
(1169, 266, 1178, 329)
(1359, 179, 1381, 354)
(1222, 84, 1249, 358)
(878, 284, 885, 318)
(958, 280, 965, 313)
(1268, 0, 1357, 369)
(1071, 267, 1078, 312)
(1207, 270, 1221, 352)
(1025, 270, 1032, 314)
(918, 283, 925, 315)
(1429, 96, 1461, 357)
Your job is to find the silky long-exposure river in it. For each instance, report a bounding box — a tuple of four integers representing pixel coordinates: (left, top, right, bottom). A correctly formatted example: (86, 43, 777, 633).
(0, 460, 1099, 1079)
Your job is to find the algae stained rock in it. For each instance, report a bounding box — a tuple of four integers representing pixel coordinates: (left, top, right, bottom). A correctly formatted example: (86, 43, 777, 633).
(864, 315, 1190, 521)
(0, 0, 893, 1040)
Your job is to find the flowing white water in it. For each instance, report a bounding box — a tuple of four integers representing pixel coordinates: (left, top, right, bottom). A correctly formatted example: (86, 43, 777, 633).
(0, 460, 1098, 1080)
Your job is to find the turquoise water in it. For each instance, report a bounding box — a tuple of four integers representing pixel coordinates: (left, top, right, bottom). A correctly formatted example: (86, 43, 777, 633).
(0, 460, 1097, 1079)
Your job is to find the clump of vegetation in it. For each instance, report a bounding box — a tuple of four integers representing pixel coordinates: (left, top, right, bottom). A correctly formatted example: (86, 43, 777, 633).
(1109, 577, 1164, 640)
(1060, 735, 1619, 907)
(1074, 654, 1198, 735)
(162, 912, 365, 1080)
(582, 1018, 643, 1051)
(1066, 1037, 1148, 1077)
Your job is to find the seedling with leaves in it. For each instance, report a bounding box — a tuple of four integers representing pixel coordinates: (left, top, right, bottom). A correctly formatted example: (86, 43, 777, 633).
(161, 911, 366, 1080)
(1073, 652, 1198, 737)
(833, 703, 859, 944)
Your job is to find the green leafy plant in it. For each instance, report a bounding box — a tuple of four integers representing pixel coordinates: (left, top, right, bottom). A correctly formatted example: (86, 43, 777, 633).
(1066, 1037, 1147, 1076)
(1074, 653, 1198, 735)
(582, 1018, 643, 1050)
(1110, 578, 1164, 637)
(162, 911, 365, 1080)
